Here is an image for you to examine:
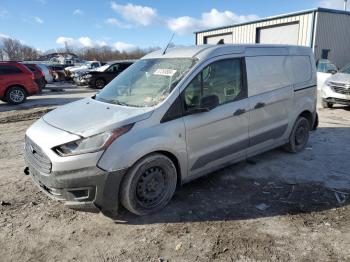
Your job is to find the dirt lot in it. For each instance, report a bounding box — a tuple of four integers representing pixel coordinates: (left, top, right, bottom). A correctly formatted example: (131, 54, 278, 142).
(0, 91, 350, 261)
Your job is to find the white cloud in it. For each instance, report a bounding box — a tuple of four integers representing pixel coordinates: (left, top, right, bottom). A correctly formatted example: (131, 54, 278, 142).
(0, 33, 10, 39)
(113, 41, 137, 52)
(318, 0, 348, 9)
(167, 8, 259, 35)
(56, 36, 76, 46)
(56, 36, 113, 48)
(111, 1, 157, 26)
(73, 9, 83, 16)
(34, 16, 44, 24)
(105, 18, 132, 28)
(78, 37, 93, 47)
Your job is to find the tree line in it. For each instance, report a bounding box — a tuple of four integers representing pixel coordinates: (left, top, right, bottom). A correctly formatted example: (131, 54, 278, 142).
(0, 37, 160, 62)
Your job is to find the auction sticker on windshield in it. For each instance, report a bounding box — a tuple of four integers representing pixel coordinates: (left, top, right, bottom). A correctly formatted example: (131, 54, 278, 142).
(153, 69, 177, 76)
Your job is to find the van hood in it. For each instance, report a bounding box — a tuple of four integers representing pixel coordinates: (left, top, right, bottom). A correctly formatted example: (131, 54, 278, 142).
(42, 98, 154, 137)
(328, 73, 350, 84)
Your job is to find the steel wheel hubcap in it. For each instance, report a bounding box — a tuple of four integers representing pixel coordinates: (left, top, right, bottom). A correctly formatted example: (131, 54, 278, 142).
(136, 166, 166, 207)
(295, 125, 307, 145)
(10, 90, 24, 102)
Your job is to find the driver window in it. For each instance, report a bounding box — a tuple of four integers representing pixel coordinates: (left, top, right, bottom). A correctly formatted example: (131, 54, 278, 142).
(107, 64, 119, 72)
(183, 58, 244, 112)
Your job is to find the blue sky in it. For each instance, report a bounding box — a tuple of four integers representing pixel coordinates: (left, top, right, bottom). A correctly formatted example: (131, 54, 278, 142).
(0, 0, 347, 52)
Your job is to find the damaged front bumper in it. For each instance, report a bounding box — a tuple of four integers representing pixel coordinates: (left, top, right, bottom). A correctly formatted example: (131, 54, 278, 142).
(24, 163, 127, 215)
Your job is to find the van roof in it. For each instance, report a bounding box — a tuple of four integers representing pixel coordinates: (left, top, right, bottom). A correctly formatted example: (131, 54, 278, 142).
(142, 44, 312, 61)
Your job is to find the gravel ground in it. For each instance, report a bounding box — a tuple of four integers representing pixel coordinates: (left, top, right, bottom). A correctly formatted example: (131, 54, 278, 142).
(0, 90, 349, 261)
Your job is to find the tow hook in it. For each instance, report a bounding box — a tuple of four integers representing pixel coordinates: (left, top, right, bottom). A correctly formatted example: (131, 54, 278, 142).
(24, 167, 30, 176)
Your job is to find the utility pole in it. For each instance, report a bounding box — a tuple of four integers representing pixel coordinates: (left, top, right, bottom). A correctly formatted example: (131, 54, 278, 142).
(345, 0, 348, 11)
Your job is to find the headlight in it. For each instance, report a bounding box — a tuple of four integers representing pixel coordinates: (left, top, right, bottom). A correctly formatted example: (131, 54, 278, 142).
(84, 74, 92, 79)
(53, 124, 133, 156)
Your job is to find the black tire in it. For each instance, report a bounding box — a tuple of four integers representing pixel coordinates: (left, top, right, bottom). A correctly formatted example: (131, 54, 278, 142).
(5, 86, 27, 105)
(284, 116, 310, 153)
(120, 153, 177, 216)
(322, 100, 333, 108)
(95, 78, 106, 89)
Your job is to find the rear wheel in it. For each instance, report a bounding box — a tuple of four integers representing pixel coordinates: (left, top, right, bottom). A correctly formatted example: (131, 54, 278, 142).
(322, 100, 333, 108)
(95, 78, 106, 89)
(5, 86, 27, 105)
(284, 116, 310, 153)
(120, 154, 177, 216)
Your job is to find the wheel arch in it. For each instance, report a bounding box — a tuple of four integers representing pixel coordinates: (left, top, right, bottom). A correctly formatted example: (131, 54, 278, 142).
(5, 84, 28, 95)
(298, 110, 313, 128)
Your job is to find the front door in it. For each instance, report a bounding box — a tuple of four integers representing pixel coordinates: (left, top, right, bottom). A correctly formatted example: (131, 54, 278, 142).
(182, 57, 250, 177)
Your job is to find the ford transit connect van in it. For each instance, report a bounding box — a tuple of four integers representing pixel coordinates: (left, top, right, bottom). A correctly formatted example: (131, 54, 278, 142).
(24, 45, 318, 216)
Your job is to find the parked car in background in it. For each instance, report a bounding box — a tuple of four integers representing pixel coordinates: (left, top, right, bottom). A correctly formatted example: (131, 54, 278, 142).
(321, 63, 350, 108)
(36, 64, 53, 84)
(22, 63, 46, 92)
(0, 62, 39, 104)
(24, 45, 317, 216)
(316, 59, 338, 90)
(65, 61, 102, 79)
(48, 65, 67, 81)
(77, 60, 134, 88)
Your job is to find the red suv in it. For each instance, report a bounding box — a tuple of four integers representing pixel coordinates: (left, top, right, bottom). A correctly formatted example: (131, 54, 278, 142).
(0, 62, 39, 104)
(22, 63, 46, 92)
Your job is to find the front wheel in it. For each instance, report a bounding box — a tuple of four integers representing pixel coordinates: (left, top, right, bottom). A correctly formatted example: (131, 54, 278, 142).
(322, 100, 333, 108)
(5, 86, 27, 105)
(120, 154, 177, 216)
(95, 78, 106, 89)
(284, 116, 310, 153)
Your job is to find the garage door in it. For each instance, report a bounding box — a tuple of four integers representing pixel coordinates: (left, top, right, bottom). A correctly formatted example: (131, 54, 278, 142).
(257, 23, 299, 45)
(205, 33, 233, 44)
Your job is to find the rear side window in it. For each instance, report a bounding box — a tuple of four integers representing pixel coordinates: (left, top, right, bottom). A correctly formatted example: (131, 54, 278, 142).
(288, 56, 312, 84)
(0, 65, 22, 75)
(246, 56, 290, 96)
(183, 58, 245, 111)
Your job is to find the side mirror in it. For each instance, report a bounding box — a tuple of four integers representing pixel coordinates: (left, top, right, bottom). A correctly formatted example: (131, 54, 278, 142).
(200, 94, 219, 110)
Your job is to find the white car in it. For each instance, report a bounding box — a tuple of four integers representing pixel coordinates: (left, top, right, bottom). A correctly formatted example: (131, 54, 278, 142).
(316, 59, 338, 90)
(321, 63, 350, 108)
(65, 61, 102, 78)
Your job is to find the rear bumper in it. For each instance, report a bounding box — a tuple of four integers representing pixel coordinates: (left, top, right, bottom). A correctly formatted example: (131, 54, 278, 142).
(24, 163, 127, 214)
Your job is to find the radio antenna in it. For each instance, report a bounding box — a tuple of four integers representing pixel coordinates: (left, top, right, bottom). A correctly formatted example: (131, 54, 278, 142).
(162, 33, 175, 55)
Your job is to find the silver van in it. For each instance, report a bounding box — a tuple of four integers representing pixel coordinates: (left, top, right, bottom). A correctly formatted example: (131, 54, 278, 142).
(24, 45, 318, 216)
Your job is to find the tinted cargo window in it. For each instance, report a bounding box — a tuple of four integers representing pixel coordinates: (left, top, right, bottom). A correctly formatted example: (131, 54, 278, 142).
(246, 56, 290, 96)
(0, 65, 22, 75)
(184, 58, 244, 111)
(289, 56, 312, 84)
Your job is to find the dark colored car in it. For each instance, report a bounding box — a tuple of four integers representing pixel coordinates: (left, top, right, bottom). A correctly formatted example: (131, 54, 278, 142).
(78, 60, 134, 88)
(0, 61, 39, 104)
(22, 63, 46, 91)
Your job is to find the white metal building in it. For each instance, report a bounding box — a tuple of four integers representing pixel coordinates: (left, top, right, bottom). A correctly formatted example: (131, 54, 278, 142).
(195, 8, 350, 68)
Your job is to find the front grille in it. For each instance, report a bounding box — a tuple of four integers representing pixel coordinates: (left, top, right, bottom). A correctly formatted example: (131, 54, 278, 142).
(329, 82, 350, 95)
(25, 137, 52, 174)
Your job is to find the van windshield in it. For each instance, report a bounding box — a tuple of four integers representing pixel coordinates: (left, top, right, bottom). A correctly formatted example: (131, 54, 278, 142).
(95, 58, 196, 107)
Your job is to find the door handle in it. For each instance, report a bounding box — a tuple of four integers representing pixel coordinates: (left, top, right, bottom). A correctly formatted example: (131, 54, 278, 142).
(254, 102, 266, 109)
(233, 108, 246, 116)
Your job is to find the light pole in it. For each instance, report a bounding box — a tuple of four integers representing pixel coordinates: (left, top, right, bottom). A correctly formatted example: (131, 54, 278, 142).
(345, 0, 348, 11)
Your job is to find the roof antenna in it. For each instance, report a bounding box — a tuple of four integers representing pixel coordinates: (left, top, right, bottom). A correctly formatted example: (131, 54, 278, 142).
(162, 33, 175, 55)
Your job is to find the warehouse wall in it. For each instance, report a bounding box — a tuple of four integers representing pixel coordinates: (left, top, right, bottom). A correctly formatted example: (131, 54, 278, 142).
(314, 12, 350, 68)
(196, 13, 314, 47)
